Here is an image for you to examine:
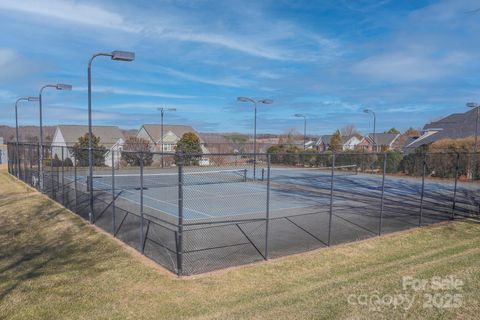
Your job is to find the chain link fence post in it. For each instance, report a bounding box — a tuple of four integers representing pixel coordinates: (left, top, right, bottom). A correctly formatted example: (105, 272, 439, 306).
(451, 152, 460, 220)
(74, 150, 77, 213)
(15, 141, 20, 179)
(29, 144, 33, 186)
(22, 144, 27, 182)
(419, 153, 427, 226)
(176, 151, 184, 276)
(140, 151, 145, 254)
(265, 153, 271, 260)
(327, 153, 336, 246)
(111, 150, 116, 236)
(61, 146, 65, 205)
(379, 152, 387, 235)
(88, 146, 94, 224)
(36, 143, 41, 191)
(51, 146, 55, 199)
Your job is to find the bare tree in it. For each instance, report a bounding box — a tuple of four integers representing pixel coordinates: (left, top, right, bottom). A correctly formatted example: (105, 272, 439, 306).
(340, 124, 360, 137)
(278, 128, 301, 145)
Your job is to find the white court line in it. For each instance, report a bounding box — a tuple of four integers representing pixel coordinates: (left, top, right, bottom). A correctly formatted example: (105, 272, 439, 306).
(84, 178, 214, 218)
(183, 185, 266, 200)
(48, 176, 324, 219)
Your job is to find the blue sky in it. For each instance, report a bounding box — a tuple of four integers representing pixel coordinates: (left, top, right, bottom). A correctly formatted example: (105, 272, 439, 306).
(0, 0, 479, 135)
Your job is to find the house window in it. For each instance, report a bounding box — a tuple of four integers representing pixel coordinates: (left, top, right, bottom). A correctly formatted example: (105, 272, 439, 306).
(163, 144, 172, 151)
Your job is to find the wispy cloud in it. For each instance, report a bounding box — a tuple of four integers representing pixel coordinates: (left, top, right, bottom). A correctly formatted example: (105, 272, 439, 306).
(0, 0, 339, 62)
(73, 86, 196, 99)
(0, 0, 137, 32)
(353, 50, 469, 82)
(153, 66, 254, 88)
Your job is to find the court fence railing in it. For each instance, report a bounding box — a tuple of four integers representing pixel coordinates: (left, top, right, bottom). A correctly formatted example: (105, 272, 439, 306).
(6, 142, 480, 275)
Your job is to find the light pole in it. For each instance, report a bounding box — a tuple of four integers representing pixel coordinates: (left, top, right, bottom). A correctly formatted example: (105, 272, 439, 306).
(364, 109, 376, 152)
(157, 107, 176, 168)
(466, 102, 480, 180)
(88, 51, 135, 223)
(38, 84, 72, 191)
(294, 114, 307, 150)
(14, 97, 39, 178)
(237, 97, 273, 180)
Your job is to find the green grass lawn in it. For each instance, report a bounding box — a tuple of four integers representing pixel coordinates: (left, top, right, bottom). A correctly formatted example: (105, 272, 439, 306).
(1, 168, 479, 319)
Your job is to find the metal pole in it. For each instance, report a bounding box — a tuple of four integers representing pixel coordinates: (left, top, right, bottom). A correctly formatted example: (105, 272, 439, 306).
(451, 153, 460, 220)
(161, 109, 164, 168)
(15, 99, 20, 179)
(39, 91, 44, 191)
(373, 113, 376, 152)
(177, 151, 184, 276)
(265, 153, 271, 260)
(51, 146, 55, 198)
(37, 143, 40, 190)
(140, 152, 145, 253)
(304, 118, 307, 150)
(327, 153, 335, 246)
(88, 58, 94, 224)
(87, 51, 133, 222)
(61, 147, 65, 205)
(379, 153, 387, 235)
(74, 152, 77, 213)
(29, 144, 33, 185)
(253, 101, 257, 181)
(56, 155, 60, 201)
(473, 106, 479, 181)
(419, 153, 427, 226)
(22, 144, 26, 181)
(112, 150, 116, 235)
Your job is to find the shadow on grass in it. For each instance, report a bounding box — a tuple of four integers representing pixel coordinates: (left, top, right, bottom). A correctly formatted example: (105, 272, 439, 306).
(0, 197, 118, 302)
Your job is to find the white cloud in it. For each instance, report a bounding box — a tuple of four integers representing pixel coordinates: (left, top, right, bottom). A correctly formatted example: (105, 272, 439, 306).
(73, 86, 196, 99)
(0, 0, 137, 32)
(155, 66, 254, 88)
(0, 89, 17, 101)
(0, 48, 41, 83)
(0, 0, 339, 62)
(353, 50, 469, 82)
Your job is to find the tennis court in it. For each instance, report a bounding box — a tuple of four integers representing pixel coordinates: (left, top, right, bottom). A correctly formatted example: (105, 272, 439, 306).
(8, 144, 480, 275)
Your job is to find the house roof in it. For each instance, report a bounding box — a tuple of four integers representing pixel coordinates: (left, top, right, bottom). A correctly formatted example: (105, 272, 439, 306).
(139, 124, 204, 143)
(316, 135, 361, 146)
(405, 108, 477, 151)
(55, 125, 124, 148)
(364, 133, 400, 146)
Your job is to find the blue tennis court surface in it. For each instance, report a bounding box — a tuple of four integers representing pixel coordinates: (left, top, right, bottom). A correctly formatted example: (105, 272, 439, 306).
(68, 166, 478, 222)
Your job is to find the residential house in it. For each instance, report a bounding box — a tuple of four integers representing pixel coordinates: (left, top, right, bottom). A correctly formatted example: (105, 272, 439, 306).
(304, 140, 316, 150)
(136, 124, 210, 164)
(51, 125, 125, 167)
(403, 108, 478, 153)
(358, 133, 400, 152)
(316, 135, 362, 151)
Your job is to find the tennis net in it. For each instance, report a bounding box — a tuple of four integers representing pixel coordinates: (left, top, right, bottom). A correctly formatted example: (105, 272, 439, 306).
(261, 165, 358, 181)
(86, 169, 248, 191)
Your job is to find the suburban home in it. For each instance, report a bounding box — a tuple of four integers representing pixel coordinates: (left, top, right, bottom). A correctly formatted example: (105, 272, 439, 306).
(304, 140, 316, 150)
(358, 133, 401, 152)
(403, 108, 478, 153)
(136, 124, 210, 164)
(51, 125, 125, 167)
(315, 135, 362, 152)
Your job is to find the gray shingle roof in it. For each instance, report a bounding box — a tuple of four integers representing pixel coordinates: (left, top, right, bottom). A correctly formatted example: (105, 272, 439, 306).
(56, 125, 124, 148)
(316, 135, 360, 146)
(139, 124, 204, 143)
(405, 108, 477, 151)
(365, 133, 400, 146)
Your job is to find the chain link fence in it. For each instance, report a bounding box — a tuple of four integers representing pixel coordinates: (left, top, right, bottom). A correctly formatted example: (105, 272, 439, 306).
(6, 143, 480, 275)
